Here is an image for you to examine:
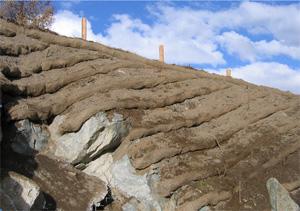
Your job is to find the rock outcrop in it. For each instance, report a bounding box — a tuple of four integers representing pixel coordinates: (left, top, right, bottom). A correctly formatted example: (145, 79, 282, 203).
(0, 171, 44, 210)
(1, 18, 299, 210)
(48, 112, 129, 167)
(10, 119, 49, 155)
(267, 178, 300, 211)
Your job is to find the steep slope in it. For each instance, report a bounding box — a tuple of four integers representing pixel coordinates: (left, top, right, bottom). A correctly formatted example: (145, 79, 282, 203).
(1, 18, 299, 210)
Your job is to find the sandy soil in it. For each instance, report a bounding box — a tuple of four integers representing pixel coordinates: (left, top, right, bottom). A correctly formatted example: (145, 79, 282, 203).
(1, 18, 299, 210)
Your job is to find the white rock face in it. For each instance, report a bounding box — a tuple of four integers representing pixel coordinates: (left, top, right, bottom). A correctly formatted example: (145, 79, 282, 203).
(83, 153, 114, 184)
(109, 155, 153, 201)
(267, 178, 299, 211)
(122, 198, 139, 211)
(85, 154, 163, 211)
(48, 112, 129, 165)
(0, 171, 44, 210)
(48, 112, 169, 210)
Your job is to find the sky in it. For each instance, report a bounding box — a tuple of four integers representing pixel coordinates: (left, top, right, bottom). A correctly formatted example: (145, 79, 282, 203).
(50, 1, 300, 94)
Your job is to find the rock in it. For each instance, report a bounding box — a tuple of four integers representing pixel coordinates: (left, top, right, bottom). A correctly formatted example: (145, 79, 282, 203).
(83, 153, 113, 183)
(199, 206, 212, 211)
(48, 112, 129, 165)
(122, 198, 139, 211)
(108, 155, 155, 209)
(32, 153, 108, 210)
(109, 155, 163, 211)
(0, 171, 45, 210)
(11, 119, 49, 155)
(84, 154, 175, 211)
(266, 178, 300, 211)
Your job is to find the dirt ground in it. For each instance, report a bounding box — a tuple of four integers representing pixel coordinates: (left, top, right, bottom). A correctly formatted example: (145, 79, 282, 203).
(1, 18, 299, 210)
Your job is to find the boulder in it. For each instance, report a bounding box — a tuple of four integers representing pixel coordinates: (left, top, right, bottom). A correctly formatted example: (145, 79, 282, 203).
(266, 178, 299, 211)
(11, 119, 49, 155)
(48, 112, 129, 165)
(0, 171, 44, 210)
(122, 198, 139, 211)
(83, 152, 113, 184)
(32, 153, 108, 210)
(85, 154, 168, 211)
(199, 206, 212, 211)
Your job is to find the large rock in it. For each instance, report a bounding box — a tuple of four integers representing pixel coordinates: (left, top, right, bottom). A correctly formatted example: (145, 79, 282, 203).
(11, 119, 49, 155)
(84, 154, 173, 211)
(0, 171, 45, 210)
(32, 153, 108, 210)
(267, 178, 299, 211)
(122, 198, 143, 211)
(109, 155, 162, 211)
(83, 152, 114, 184)
(48, 112, 129, 166)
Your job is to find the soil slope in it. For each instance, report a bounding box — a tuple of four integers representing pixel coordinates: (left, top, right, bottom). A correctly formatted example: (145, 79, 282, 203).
(1, 18, 299, 210)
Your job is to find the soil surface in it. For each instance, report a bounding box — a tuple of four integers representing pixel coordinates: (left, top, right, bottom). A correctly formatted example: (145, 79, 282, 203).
(1, 18, 299, 210)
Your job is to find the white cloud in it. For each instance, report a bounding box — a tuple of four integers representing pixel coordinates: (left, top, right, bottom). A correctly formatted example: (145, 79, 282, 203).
(51, 10, 82, 38)
(51, 10, 96, 42)
(59, 2, 73, 9)
(51, 2, 299, 66)
(79, 10, 85, 17)
(217, 31, 300, 62)
(89, 16, 98, 21)
(50, 2, 300, 94)
(216, 31, 257, 62)
(210, 2, 300, 46)
(91, 12, 225, 66)
(59, 1, 80, 10)
(206, 62, 300, 94)
(255, 40, 300, 60)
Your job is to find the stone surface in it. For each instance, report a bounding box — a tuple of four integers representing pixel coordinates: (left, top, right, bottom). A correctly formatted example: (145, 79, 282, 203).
(199, 206, 212, 211)
(11, 119, 49, 155)
(48, 112, 129, 165)
(84, 153, 174, 211)
(109, 155, 163, 211)
(83, 152, 113, 184)
(122, 198, 139, 211)
(267, 178, 299, 211)
(31, 153, 108, 210)
(0, 171, 44, 210)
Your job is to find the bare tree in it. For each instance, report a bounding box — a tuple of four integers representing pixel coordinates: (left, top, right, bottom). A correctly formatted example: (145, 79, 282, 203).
(0, 1, 54, 28)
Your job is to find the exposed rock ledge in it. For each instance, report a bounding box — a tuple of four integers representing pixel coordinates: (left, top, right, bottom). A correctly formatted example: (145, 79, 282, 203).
(0, 171, 44, 210)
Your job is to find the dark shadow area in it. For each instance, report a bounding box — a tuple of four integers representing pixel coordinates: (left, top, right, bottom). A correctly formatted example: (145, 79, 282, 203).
(42, 191, 57, 210)
(1, 109, 56, 210)
(91, 186, 114, 210)
(1, 66, 22, 78)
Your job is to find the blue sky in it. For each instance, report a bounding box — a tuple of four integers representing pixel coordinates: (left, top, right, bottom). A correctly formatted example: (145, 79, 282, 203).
(50, 1, 300, 94)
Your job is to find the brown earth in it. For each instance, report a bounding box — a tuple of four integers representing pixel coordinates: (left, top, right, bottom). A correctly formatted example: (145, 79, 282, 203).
(1, 18, 299, 210)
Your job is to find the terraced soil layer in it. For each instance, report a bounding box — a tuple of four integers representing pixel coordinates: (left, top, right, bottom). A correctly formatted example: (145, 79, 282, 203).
(1, 18, 299, 210)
